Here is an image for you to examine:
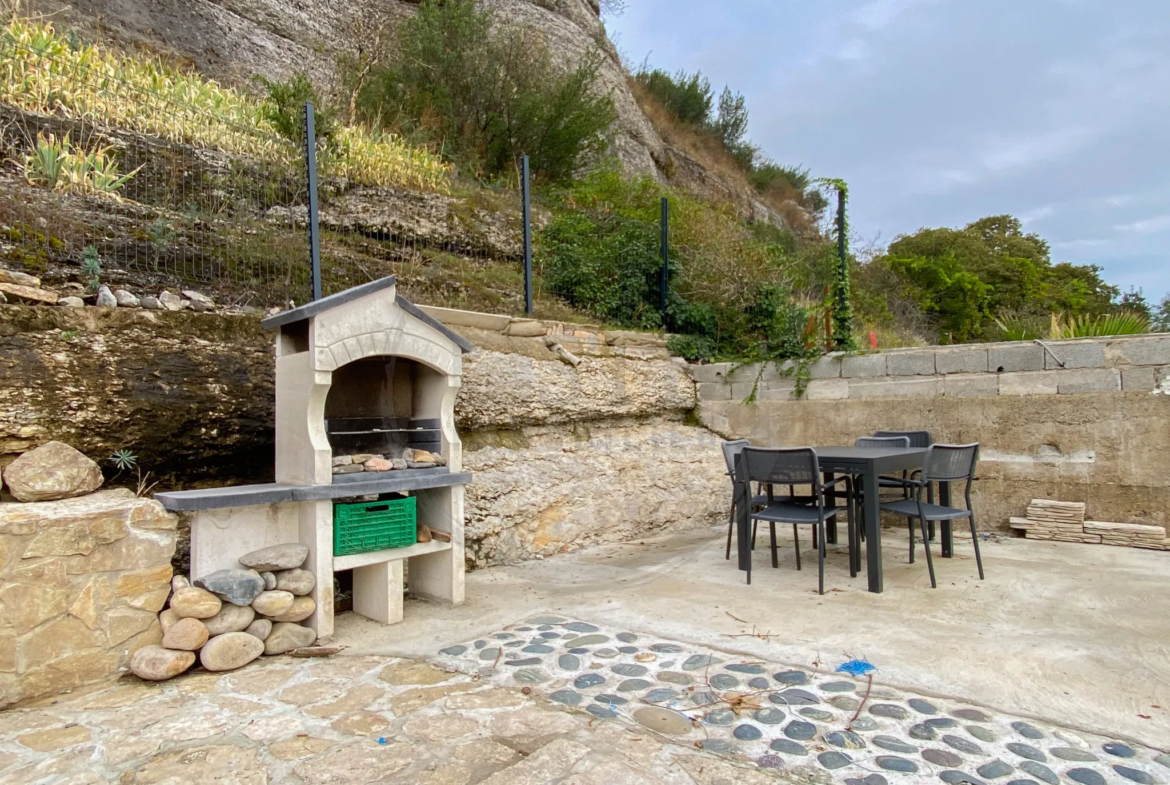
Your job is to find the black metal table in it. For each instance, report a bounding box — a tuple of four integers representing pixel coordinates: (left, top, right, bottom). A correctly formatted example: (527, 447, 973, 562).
(735, 446, 953, 593)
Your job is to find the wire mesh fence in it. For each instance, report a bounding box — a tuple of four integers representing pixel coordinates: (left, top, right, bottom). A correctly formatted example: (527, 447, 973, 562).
(0, 30, 314, 308)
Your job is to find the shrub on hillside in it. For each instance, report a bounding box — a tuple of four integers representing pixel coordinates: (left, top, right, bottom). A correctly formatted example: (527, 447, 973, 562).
(352, 0, 616, 182)
(538, 167, 836, 360)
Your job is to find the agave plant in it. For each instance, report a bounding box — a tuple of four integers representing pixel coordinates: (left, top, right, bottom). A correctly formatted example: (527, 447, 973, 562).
(1049, 310, 1151, 339)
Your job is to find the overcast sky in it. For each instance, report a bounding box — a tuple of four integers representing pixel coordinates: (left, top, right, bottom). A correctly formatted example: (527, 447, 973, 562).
(610, 0, 1169, 301)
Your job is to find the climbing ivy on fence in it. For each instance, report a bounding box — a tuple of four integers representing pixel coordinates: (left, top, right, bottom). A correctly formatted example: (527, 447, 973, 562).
(817, 177, 855, 351)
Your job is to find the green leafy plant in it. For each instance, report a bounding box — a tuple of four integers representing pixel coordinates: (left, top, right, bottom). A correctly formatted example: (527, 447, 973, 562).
(992, 313, 1044, 341)
(1049, 310, 1150, 339)
(111, 449, 138, 471)
(109, 449, 157, 497)
(81, 244, 101, 291)
(352, 0, 616, 182)
(60, 329, 81, 342)
(257, 72, 338, 144)
(18, 132, 141, 195)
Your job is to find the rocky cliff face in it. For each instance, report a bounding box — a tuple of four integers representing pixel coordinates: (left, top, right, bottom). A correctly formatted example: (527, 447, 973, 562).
(0, 306, 726, 567)
(26, 0, 774, 218)
(26, 0, 668, 178)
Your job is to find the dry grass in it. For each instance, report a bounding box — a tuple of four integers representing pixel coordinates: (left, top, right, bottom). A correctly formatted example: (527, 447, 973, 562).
(627, 78, 820, 234)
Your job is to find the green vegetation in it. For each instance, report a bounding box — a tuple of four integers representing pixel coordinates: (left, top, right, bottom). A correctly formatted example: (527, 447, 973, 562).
(19, 132, 140, 195)
(1, 18, 449, 190)
(861, 215, 1123, 343)
(538, 167, 835, 362)
(347, 0, 616, 183)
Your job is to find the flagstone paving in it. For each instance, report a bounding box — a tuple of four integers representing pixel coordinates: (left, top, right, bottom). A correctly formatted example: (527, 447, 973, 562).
(0, 652, 832, 785)
(432, 616, 1170, 785)
(1, 615, 1166, 784)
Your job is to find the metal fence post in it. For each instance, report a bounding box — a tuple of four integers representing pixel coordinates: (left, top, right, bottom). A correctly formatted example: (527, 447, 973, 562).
(521, 155, 533, 316)
(659, 196, 669, 321)
(304, 101, 322, 302)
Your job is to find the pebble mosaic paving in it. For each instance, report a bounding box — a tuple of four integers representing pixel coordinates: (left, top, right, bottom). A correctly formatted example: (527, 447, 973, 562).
(434, 616, 1170, 785)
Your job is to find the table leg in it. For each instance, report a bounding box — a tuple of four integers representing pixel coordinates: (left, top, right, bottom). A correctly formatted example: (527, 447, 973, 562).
(847, 478, 859, 578)
(735, 477, 752, 578)
(939, 481, 954, 558)
(824, 472, 838, 544)
(863, 468, 883, 592)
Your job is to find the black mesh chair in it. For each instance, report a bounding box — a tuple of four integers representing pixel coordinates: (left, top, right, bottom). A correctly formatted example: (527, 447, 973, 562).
(737, 447, 849, 594)
(874, 430, 935, 538)
(851, 435, 911, 549)
(880, 443, 983, 588)
(721, 440, 807, 560)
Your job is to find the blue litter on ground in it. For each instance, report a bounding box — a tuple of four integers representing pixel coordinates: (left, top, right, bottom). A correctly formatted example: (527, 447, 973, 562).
(377, 737, 388, 745)
(836, 659, 876, 677)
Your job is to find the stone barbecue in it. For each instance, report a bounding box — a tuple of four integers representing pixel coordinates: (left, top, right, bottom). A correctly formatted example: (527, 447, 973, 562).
(156, 276, 473, 641)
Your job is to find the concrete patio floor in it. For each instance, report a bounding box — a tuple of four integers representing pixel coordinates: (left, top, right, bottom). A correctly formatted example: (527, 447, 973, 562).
(336, 526, 1170, 752)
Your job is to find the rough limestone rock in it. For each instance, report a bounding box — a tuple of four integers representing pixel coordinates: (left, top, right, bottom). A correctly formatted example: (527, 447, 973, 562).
(58, 296, 85, 307)
(251, 590, 295, 617)
(113, 289, 140, 307)
(162, 617, 210, 651)
(130, 645, 196, 681)
(464, 418, 726, 566)
(261, 571, 277, 590)
(203, 603, 256, 636)
(245, 618, 273, 641)
(96, 285, 118, 308)
(169, 587, 222, 619)
(2, 440, 103, 502)
(269, 596, 315, 623)
(274, 569, 316, 596)
(139, 295, 161, 310)
(239, 543, 309, 571)
(158, 291, 185, 311)
(194, 568, 265, 606)
(171, 575, 191, 592)
(31, 0, 666, 179)
(456, 350, 696, 430)
(199, 631, 265, 672)
(264, 622, 317, 655)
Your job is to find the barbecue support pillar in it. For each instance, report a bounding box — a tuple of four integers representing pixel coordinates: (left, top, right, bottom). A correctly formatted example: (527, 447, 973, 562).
(299, 499, 334, 640)
(410, 486, 465, 605)
(354, 561, 404, 625)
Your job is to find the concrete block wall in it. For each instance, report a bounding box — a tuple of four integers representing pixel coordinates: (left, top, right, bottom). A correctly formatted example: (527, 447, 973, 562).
(690, 334, 1170, 404)
(690, 334, 1170, 532)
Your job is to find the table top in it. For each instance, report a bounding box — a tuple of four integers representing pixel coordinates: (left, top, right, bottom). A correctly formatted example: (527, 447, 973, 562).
(814, 446, 928, 473)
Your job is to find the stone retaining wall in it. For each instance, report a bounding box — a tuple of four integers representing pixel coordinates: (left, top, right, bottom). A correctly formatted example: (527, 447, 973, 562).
(692, 334, 1170, 531)
(0, 489, 177, 708)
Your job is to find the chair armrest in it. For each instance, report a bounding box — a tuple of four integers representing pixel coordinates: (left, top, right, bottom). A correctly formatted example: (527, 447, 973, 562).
(880, 475, 926, 488)
(820, 475, 850, 492)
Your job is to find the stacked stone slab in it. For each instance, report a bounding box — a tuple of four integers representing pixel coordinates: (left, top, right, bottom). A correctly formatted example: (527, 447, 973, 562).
(1084, 520, 1169, 549)
(1010, 499, 1169, 550)
(1025, 500, 1098, 543)
(130, 542, 317, 681)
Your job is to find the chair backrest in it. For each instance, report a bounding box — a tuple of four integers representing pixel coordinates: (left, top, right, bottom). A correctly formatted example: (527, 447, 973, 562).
(720, 440, 750, 477)
(874, 429, 931, 448)
(922, 443, 979, 482)
(740, 447, 819, 486)
(856, 435, 910, 449)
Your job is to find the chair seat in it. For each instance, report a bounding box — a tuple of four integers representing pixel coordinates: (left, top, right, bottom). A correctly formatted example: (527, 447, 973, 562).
(751, 494, 810, 507)
(752, 502, 848, 524)
(881, 498, 972, 520)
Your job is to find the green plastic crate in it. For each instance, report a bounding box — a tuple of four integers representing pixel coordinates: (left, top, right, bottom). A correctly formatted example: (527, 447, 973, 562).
(334, 496, 417, 556)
